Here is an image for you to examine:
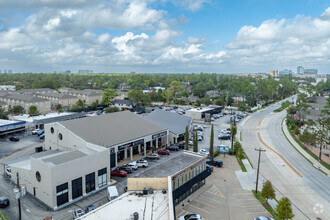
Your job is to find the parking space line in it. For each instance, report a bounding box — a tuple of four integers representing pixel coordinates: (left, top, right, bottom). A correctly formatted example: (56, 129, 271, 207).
(233, 193, 252, 196)
(237, 198, 256, 201)
(247, 211, 269, 215)
(177, 210, 189, 217)
(193, 199, 216, 208)
(186, 203, 210, 214)
(205, 185, 226, 198)
(199, 195, 222, 203)
(240, 204, 263, 208)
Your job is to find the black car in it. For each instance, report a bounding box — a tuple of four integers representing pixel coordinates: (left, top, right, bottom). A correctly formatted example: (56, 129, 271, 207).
(120, 165, 134, 173)
(85, 204, 95, 213)
(167, 145, 180, 151)
(206, 164, 214, 172)
(177, 143, 185, 149)
(9, 136, 20, 142)
(206, 159, 223, 167)
(0, 196, 10, 208)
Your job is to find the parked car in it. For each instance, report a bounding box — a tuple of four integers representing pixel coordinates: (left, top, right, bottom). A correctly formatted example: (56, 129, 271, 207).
(120, 165, 134, 173)
(206, 164, 214, 172)
(127, 162, 138, 170)
(220, 129, 230, 134)
(136, 159, 148, 168)
(111, 170, 127, 177)
(167, 145, 179, 151)
(189, 140, 193, 146)
(199, 149, 209, 156)
(147, 153, 160, 160)
(73, 208, 85, 219)
(253, 216, 275, 220)
(32, 128, 41, 135)
(9, 136, 20, 142)
(206, 159, 223, 167)
(85, 204, 95, 213)
(218, 133, 230, 140)
(158, 149, 170, 155)
(177, 143, 185, 149)
(178, 214, 202, 220)
(192, 126, 203, 131)
(197, 135, 203, 141)
(0, 196, 10, 208)
(35, 146, 43, 153)
(37, 130, 45, 136)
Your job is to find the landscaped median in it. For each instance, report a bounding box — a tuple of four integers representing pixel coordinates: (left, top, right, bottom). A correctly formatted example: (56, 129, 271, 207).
(273, 100, 291, 112)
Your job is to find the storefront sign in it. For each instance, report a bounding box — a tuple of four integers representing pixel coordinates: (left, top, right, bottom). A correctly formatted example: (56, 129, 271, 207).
(152, 131, 167, 139)
(118, 139, 144, 151)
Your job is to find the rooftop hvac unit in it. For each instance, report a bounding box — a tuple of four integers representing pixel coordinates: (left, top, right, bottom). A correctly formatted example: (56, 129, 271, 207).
(133, 212, 139, 220)
(162, 189, 167, 194)
(143, 188, 148, 195)
(149, 188, 153, 194)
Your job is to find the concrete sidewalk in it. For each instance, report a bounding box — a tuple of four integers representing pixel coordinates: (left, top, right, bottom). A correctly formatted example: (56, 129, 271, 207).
(282, 118, 330, 176)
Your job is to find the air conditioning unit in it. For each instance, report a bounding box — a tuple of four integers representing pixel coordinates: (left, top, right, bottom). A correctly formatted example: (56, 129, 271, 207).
(143, 188, 148, 195)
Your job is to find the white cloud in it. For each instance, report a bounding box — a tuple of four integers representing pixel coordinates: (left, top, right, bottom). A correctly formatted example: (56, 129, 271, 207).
(167, 0, 209, 12)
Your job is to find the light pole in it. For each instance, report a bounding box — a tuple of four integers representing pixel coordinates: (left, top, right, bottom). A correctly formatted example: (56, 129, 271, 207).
(255, 148, 266, 195)
(13, 172, 22, 220)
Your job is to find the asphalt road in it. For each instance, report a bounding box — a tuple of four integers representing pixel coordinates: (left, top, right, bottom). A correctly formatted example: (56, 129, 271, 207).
(240, 97, 330, 219)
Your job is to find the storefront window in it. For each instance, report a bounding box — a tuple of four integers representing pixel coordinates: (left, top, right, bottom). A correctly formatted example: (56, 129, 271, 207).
(98, 168, 107, 188)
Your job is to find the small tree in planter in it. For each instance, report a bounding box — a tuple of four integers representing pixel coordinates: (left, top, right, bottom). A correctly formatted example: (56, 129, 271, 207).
(261, 180, 276, 207)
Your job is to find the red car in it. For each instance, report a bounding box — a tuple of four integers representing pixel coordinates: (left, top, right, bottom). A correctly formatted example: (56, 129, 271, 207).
(111, 170, 127, 177)
(158, 149, 170, 155)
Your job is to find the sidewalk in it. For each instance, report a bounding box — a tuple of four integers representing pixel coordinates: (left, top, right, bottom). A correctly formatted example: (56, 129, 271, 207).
(282, 119, 330, 176)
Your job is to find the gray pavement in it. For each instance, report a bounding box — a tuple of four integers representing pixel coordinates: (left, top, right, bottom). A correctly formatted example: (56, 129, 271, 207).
(239, 97, 330, 219)
(175, 154, 270, 220)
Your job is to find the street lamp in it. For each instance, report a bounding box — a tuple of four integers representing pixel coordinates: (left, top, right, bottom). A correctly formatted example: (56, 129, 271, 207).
(13, 172, 22, 220)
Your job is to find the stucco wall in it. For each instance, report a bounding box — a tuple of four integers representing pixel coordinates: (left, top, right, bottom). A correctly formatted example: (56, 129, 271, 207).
(127, 177, 168, 191)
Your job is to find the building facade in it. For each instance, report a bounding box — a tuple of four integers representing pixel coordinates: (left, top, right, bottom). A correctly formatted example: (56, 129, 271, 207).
(297, 66, 304, 74)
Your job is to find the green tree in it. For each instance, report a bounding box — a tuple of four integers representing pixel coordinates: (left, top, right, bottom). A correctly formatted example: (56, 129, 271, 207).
(162, 89, 174, 104)
(128, 89, 151, 106)
(28, 105, 38, 115)
(11, 106, 25, 115)
(0, 107, 8, 119)
(275, 197, 294, 220)
(286, 106, 297, 120)
(237, 101, 248, 112)
(209, 124, 214, 158)
(261, 180, 276, 200)
(193, 131, 198, 152)
(76, 99, 85, 108)
(105, 106, 120, 113)
(55, 104, 62, 112)
(90, 99, 99, 107)
(185, 125, 189, 150)
(233, 141, 242, 155)
(102, 89, 117, 105)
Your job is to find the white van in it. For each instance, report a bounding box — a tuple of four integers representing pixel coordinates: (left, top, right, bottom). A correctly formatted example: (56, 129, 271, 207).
(107, 186, 118, 201)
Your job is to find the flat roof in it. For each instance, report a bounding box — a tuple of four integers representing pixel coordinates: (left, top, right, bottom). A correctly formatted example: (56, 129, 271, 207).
(79, 190, 170, 220)
(0, 119, 25, 127)
(186, 107, 214, 113)
(12, 112, 85, 123)
(42, 150, 88, 166)
(59, 111, 167, 147)
(144, 109, 192, 135)
(137, 151, 204, 178)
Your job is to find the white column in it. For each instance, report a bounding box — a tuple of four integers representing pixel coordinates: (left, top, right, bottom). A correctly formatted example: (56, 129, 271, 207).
(144, 143, 147, 156)
(156, 139, 159, 149)
(130, 147, 133, 160)
(124, 148, 127, 159)
(138, 144, 141, 154)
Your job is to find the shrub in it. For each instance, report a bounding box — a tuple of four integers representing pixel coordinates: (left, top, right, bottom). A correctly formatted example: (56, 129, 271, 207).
(293, 127, 300, 135)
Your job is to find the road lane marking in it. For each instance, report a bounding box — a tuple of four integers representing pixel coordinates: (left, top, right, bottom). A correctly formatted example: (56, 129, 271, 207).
(258, 116, 266, 127)
(257, 132, 302, 177)
(194, 199, 217, 208)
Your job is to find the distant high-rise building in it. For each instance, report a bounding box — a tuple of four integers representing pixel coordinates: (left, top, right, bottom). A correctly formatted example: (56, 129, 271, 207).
(304, 69, 318, 74)
(65, 70, 71, 73)
(269, 70, 279, 77)
(7, 70, 12, 73)
(3, 69, 7, 73)
(78, 69, 93, 73)
(297, 66, 304, 74)
(279, 69, 292, 76)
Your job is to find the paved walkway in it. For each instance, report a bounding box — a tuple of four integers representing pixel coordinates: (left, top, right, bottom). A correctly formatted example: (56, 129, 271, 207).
(282, 119, 330, 176)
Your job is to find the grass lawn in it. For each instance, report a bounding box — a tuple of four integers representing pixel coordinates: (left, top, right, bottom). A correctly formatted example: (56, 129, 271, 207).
(274, 102, 290, 112)
(252, 190, 277, 219)
(236, 155, 247, 172)
(0, 211, 10, 220)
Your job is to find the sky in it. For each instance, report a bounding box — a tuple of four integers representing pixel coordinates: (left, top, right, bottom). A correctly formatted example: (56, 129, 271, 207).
(0, 0, 329, 74)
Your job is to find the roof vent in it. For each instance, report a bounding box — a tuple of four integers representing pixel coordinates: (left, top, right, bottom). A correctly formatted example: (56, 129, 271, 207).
(143, 188, 148, 195)
(133, 212, 139, 220)
(162, 189, 167, 194)
(149, 188, 154, 194)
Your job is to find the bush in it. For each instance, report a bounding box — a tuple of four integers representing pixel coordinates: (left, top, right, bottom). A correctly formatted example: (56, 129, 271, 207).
(229, 148, 235, 155)
(293, 127, 300, 135)
(213, 151, 220, 158)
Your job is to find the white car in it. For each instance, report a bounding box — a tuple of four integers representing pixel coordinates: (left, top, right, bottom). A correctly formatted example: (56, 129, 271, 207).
(73, 208, 85, 219)
(220, 129, 230, 134)
(32, 128, 41, 135)
(197, 135, 203, 141)
(199, 149, 209, 156)
(127, 162, 138, 170)
(136, 159, 148, 168)
(253, 216, 274, 220)
(178, 214, 202, 220)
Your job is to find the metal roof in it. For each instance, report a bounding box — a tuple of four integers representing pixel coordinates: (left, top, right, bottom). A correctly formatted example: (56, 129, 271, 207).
(144, 109, 192, 135)
(59, 111, 167, 147)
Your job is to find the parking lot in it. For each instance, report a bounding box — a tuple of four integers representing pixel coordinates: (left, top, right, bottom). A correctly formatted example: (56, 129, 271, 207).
(175, 154, 269, 220)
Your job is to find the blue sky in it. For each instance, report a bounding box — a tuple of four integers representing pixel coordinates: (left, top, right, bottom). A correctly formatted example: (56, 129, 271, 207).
(0, 0, 329, 73)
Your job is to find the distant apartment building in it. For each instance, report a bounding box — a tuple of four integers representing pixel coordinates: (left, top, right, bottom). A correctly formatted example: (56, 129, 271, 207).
(0, 85, 16, 91)
(118, 83, 130, 90)
(279, 69, 292, 76)
(269, 70, 279, 77)
(297, 66, 304, 74)
(205, 90, 220, 98)
(59, 88, 103, 105)
(304, 69, 318, 74)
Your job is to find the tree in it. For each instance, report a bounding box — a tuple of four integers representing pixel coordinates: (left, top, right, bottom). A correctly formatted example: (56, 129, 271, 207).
(102, 89, 117, 105)
(11, 106, 25, 115)
(233, 141, 242, 155)
(275, 197, 294, 220)
(193, 131, 198, 152)
(28, 105, 38, 115)
(128, 89, 151, 106)
(185, 125, 189, 150)
(90, 99, 99, 107)
(209, 124, 214, 158)
(237, 101, 248, 112)
(0, 107, 8, 119)
(261, 180, 276, 200)
(55, 104, 62, 112)
(76, 99, 85, 108)
(286, 106, 296, 120)
(105, 106, 120, 113)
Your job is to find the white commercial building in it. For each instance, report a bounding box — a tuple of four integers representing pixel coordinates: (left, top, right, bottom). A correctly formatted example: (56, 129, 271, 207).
(0, 85, 15, 91)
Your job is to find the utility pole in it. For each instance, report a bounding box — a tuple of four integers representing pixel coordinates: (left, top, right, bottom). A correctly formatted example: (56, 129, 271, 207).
(17, 172, 22, 220)
(255, 148, 266, 195)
